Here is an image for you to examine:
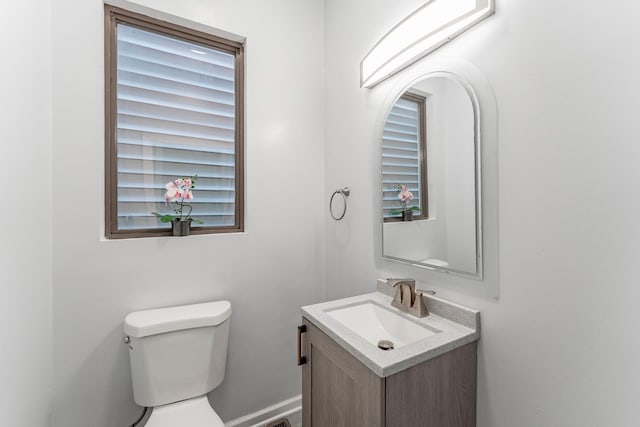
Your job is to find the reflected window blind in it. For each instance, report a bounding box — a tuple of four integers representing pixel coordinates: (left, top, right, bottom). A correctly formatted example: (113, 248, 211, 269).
(116, 23, 236, 230)
(382, 95, 425, 219)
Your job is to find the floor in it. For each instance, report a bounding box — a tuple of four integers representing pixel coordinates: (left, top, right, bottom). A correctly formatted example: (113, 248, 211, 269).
(261, 411, 301, 427)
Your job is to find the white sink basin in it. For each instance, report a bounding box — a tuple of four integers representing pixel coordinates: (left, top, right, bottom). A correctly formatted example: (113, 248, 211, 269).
(302, 290, 479, 377)
(325, 300, 439, 349)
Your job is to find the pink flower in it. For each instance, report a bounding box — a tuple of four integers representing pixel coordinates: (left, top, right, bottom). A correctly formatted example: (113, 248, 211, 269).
(164, 181, 179, 202)
(164, 178, 194, 203)
(152, 175, 199, 222)
(398, 185, 414, 202)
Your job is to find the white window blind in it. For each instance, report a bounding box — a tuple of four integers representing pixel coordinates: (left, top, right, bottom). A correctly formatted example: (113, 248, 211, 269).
(381, 95, 425, 219)
(115, 23, 237, 230)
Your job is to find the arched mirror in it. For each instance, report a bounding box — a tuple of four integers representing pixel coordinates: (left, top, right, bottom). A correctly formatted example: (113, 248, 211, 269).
(381, 72, 482, 278)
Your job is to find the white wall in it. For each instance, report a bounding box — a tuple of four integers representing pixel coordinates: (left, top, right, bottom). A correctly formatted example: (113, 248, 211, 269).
(325, 0, 640, 426)
(0, 1, 53, 426)
(51, 0, 325, 425)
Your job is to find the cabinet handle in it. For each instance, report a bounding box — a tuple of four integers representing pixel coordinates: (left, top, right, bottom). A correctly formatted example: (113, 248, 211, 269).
(297, 324, 307, 366)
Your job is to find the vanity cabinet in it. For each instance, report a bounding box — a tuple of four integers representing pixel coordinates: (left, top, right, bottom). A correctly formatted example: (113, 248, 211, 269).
(301, 318, 477, 427)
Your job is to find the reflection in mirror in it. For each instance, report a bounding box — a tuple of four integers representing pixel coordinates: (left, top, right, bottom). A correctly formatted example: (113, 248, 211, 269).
(382, 92, 428, 222)
(381, 74, 480, 277)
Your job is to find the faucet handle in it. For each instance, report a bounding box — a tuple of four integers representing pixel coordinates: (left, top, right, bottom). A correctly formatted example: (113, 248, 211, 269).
(388, 278, 415, 310)
(387, 278, 415, 291)
(411, 290, 435, 318)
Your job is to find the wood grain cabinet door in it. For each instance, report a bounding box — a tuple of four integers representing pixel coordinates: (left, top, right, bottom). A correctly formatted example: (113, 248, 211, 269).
(385, 342, 477, 427)
(301, 317, 477, 427)
(301, 318, 385, 427)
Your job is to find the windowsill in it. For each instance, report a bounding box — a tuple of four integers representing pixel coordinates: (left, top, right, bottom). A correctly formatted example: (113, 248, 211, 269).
(101, 229, 247, 242)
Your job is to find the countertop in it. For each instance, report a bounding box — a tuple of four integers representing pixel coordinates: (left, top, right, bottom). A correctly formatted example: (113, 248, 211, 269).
(301, 282, 480, 377)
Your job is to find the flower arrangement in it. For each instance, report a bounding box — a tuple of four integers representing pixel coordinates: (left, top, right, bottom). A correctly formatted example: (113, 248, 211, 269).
(391, 185, 421, 216)
(152, 176, 203, 224)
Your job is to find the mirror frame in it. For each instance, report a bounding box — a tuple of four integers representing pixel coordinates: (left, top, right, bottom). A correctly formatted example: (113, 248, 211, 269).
(372, 58, 498, 287)
(380, 71, 483, 279)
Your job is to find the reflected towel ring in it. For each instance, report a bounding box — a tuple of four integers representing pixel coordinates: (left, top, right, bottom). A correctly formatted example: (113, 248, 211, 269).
(330, 187, 350, 221)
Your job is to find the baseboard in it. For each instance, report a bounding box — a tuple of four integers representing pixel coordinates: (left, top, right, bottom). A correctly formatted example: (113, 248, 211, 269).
(225, 395, 302, 427)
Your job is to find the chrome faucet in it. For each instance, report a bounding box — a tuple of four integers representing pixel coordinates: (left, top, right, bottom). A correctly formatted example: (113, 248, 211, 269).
(387, 278, 435, 318)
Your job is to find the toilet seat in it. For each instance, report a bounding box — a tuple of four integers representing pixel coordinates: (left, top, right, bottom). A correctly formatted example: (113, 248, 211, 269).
(144, 395, 224, 427)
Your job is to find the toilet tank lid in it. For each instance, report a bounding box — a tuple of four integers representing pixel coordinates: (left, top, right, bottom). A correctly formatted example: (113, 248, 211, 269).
(124, 300, 231, 338)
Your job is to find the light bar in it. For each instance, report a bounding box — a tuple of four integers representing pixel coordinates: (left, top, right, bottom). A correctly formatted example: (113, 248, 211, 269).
(361, 0, 494, 88)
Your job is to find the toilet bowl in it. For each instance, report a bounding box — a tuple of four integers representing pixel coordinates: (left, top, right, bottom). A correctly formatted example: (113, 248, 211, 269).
(144, 396, 224, 427)
(123, 300, 231, 426)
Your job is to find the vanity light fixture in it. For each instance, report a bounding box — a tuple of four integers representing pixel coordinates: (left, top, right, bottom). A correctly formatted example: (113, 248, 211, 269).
(360, 0, 494, 88)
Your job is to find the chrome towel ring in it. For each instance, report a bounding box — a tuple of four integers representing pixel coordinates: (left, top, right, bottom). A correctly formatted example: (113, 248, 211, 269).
(330, 187, 350, 221)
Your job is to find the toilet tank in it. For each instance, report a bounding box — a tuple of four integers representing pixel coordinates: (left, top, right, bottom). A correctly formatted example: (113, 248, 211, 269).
(124, 301, 231, 407)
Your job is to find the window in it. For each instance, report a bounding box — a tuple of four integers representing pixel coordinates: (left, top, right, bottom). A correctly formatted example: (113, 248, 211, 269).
(381, 92, 428, 221)
(105, 6, 244, 238)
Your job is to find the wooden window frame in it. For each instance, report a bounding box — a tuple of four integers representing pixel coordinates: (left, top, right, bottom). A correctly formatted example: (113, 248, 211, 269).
(383, 92, 429, 223)
(104, 5, 245, 239)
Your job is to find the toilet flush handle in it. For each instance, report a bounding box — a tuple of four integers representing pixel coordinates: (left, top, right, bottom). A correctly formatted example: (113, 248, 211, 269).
(122, 334, 133, 350)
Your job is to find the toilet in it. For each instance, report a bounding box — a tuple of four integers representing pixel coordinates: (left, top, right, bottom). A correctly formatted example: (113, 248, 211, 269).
(123, 300, 232, 427)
